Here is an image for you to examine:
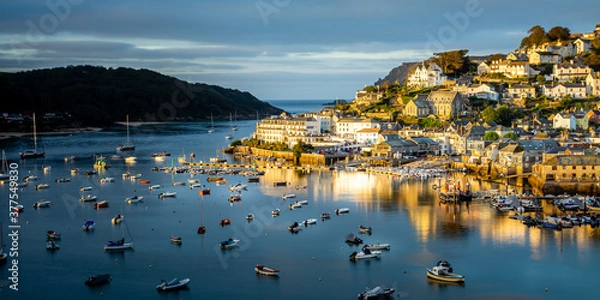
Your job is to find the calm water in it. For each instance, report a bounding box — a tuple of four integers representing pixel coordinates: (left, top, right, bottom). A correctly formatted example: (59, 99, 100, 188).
(1, 101, 600, 299)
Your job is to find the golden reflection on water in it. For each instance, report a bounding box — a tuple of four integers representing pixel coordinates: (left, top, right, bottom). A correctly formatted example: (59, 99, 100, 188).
(257, 169, 600, 257)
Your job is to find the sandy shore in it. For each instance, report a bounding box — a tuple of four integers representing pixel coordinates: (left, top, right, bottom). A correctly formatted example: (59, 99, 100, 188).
(0, 127, 102, 140)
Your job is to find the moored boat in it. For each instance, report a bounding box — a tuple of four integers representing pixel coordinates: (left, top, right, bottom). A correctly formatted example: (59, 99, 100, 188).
(149, 184, 161, 190)
(156, 278, 190, 292)
(99, 177, 115, 184)
(85, 274, 111, 286)
(33, 200, 52, 209)
(321, 212, 331, 220)
(219, 218, 231, 226)
(302, 218, 317, 226)
(364, 243, 390, 251)
(46, 239, 60, 251)
(35, 183, 50, 190)
(125, 196, 143, 204)
(349, 249, 381, 261)
(55, 178, 71, 183)
(335, 208, 350, 215)
(357, 286, 395, 300)
(228, 194, 242, 202)
(158, 191, 177, 198)
(255, 264, 279, 276)
(345, 233, 363, 245)
(282, 193, 296, 199)
(47, 230, 61, 240)
(426, 261, 465, 283)
(219, 238, 240, 249)
(111, 214, 124, 224)
(94, 200, 109, 209)
(288, 222, 302, 232)
(199, 188, 211, 195)
(104, 238, 133, 251)
(246, 214, 255, 221)
(171, 235, 182, 245)
(358, 225, 372, 234)
(80, 186, 93, 192)
(271, 208, 280, 217)
(289, 202, 302, 210)
(79, 194, 98, 202)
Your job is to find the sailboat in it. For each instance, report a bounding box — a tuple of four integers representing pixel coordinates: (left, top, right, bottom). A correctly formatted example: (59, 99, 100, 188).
(19, 113, 45, 159)
(198, 195, 206, 234)
(0, 222, 7, 264)
(208, 114, 215, 133)
(0, 150, 9, 180)
(232, 111, 238, 131)
(116, 115, 135, 152)
(225, 113, 234, 139)
(104, 220, 134, 251)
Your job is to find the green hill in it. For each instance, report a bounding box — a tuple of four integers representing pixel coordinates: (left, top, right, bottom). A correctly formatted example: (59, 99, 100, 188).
(0, 65, 283, 127)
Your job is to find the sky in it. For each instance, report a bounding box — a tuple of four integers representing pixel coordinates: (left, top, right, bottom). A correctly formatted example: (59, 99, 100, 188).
(0, 0, 599, 100)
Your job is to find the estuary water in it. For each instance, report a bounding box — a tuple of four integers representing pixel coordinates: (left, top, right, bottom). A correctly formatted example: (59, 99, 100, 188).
(1, 100, 600, 299)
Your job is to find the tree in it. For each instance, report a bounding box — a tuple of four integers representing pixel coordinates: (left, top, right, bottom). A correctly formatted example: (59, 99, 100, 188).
(503, 132, 518, 140)
(536, 74, 547, 84)
(480, 106, 498, 123)
(547, 26, 570, 42)
(520, 25, 549, 48)
(496, 105, 523, 127)
(591, 38, 600, 53)
(432, 49, 470, 76)
(489, 53, 504, 62)
(584, 53, 600, 70)
(484, 131, 499, 140)
(364, 86, 376, 93)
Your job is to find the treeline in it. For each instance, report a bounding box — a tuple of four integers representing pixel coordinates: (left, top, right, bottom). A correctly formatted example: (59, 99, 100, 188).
(0, 65, 283, 127)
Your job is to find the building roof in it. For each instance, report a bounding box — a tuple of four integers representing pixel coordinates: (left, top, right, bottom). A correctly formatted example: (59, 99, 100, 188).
(357, 127, 381, 133)
(411, 99, 430, 109)
(544, 155, 600, 166)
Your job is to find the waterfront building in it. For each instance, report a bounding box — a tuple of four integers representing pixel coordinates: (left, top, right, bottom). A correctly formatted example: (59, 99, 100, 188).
(371, 134, 418, 158)
(335, 118, 379, 139)
(255, 113, 321, 148)
(355, 127, 381, 145)
(531, 154, 600, 184)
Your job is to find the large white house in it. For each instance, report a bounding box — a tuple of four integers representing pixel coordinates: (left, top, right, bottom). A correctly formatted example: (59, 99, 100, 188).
(355, 127, 381, 145)
(407, 62, 447, 88)
(488, 60, 539, 78)
(255, 113, 321, 148)
(465, 83, 499, 101)
(553, 113, 576, 130)
(335, 118, 380, 139)
(542, 83, 587, 99)
(586, 72, 600, 97)
(552, 62, 592, 82)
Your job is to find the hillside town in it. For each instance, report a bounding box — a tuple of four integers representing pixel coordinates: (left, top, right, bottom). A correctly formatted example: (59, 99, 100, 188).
(250, 24, 600, 195)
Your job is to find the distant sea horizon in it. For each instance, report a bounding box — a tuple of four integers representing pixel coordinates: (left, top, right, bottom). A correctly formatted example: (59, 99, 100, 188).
(266, 99, 335, 115)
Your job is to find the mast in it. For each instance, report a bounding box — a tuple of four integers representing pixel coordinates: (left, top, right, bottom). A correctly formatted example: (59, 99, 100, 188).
(33, 113, 37, 152)
(126, 115, 130, 143)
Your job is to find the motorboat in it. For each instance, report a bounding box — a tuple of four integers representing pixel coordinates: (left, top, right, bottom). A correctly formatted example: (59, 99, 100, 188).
(111, 214, 124, 224)
(80, 194, 98, 202)
(349, 249, 381, 261)
(139, 179, 150, 184)
(229, 183, 248, 192)
(83, 220, 95, 231)
(297, 200, 308, 205)
(220, 238, 240, 249)
(24, 175, 39, 182)
(94, 200, 109, 209)
(302, 218, 317, 226)
(104, 238, 133, 251)
(125, 156, 137, 163)
(64, 155, 76, 162)
(357, 286, 395, 300)
(228, 194, 242, 202)
(321, 212, 331, 220)
(70, 168, 79, 174)
(171, 235, 182, 245)
(271, 208, 280, 217)
(152, 151, 171, 157)
(426, 261, 465, 283)
(84, 169, 98, 176)
(364, 243, 391, 251)
(33, 200, 52, 209)
(247, 176, 259, 183)
(85, 274, 111, 286)
(149, 184, 161, 190)
(158, 191, 177, 198)
(345, 233, 363, 245)
(255, 265, 279, 276)
(55, 178, 71, 183)
(557, 198, 580, 211)
(358, 225, 372, 234)
(519, 199, 542, 211)
(125, 196, 143, 204)
(335, 208, 350, 215)
(289, 202, 302, 210)
(246, 214, 255, 221)
(219, 218, 231, 226)
(13, 204, 24, 213)
(35, 183, 50, 190)
(282, 193, 296, 200)
(46, 240, 60, 251)
(273, 181, 287, 186)
(80, 186, 93, 192)
(207, 176, 224, 182)
(199, 188, 211, 195)
(189, 183, 202, 189)
(99, 177, 115, 184)
(47, 230, 61, 240)
(156, 278, 190, 292)
(288, 222, 302, 233)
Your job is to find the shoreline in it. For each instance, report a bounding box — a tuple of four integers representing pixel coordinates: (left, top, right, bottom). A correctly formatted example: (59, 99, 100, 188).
(0, 127, 102, 141)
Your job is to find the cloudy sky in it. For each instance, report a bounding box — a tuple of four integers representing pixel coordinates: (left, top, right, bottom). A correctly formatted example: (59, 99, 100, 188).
(1, 0, 598, 100)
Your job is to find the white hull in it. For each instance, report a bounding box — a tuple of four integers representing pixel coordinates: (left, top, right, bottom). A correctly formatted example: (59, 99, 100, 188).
(365, 243, 390, 250)
(426, 269, 465, 283)
(104, 242, 133, 251)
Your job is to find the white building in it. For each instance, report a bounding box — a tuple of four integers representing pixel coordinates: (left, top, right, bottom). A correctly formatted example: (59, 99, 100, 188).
(407, 62, 447, 88)
(586, 72, 600, 97)
(553, 113, 576, 130)
(488, 60, 539, 78)
(542, 83, 587, 99)
(335, 118, 379, 139)
(355, 127, 381, 145)
(552, 62, 592, 82)
(255, 114, 322, 148)
(465, 83, 499, 101)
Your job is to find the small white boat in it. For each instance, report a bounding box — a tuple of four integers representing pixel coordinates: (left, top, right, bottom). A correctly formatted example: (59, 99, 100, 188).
(220, 238, 240, 249)
(125, 196, 143, 204)
(80, 194, 98, 202)
(24, 175, 39, 182)
(255, 265, 279, 276)
(104, 238, 133, 251)
(13, 204, 24, 212)
(129, 174, 142, 180)
(156, 278, 190, 292)
(171, 235, 182, 245)
(188, 179, 200, 184)
(271, 208, 280, 217)
(43, 166, 52, 173)
(158, 191, 177, 198)
(33, 200, 52, 209)
(149, 185, 161, 190)
(358, 286, 395, 300)
(80, 186, 93, 192)
(189, 183, 202, 189)
(55, 178, 71, 183)
(335, 208, 350, 215)
(64, 155, 76, 162)
(172, 181, 186, 186)
(111, 214, 124, 224)
(321, 212, 331, 220)
(358, 225, 372, 234)
(46, 240, 60, 251)
(228, 194, 242, 202)
(125, 156, 137, 163)
(35, 183, 50, 190)
(297, 200, 308, 205)
(349, 249, 381, 261)
(99, 177, 115, 184)
(282, 193, 296, 200)
(364, 243, 390, 251)
(229, 183, 248, 192)
(426, 264, 465, 283)
(289, 202, 302, 210)
(302, 218, 317, 226)
(246, 214, 255, 221)
(70, 168, 79, 174)
(82, 220, 95, 231)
